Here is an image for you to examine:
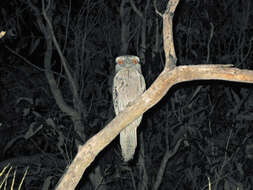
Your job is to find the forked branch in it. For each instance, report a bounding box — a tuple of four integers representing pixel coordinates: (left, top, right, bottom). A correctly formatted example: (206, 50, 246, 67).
(55, 0, 253, 189)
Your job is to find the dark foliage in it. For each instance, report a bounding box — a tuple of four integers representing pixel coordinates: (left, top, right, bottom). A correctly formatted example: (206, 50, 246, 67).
(0, 0, 253, 189)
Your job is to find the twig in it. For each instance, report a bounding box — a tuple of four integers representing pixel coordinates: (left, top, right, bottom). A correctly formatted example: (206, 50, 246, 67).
(42, 0, 79, 101)
(5, 45, 66, 79)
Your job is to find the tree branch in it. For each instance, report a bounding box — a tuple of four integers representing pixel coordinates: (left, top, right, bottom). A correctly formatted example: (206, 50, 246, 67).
(42, 1, 80, 102)
(152, 138, 183, 190)
(55, 63, 253, 189)
(55, 0, 253, 189)
(163, 0, 179, 70)
(129, 0, 143, 19)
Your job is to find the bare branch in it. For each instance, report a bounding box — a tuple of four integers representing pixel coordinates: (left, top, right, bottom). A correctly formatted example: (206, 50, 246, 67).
(42, 1, 80, 102)
(43, 22, 78, 117)
(153, 0, 162, 17)
(5, 46, 66, 78)
(163, 0, 180, 70)
(206, 22, 214, 63)
(152, 138, 183, 190)
(55, 0, 253, 188)
(120, 0, 130, 54)
(152, 104, 181, 190)
(55, 63, 253, 189)
(145, 0, 151, 12)
(165, 0, 180, 14)
(130, 0, 143, 19)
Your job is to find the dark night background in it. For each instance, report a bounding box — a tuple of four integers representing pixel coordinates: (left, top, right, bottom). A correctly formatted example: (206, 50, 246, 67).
(0, 0, 253, 189)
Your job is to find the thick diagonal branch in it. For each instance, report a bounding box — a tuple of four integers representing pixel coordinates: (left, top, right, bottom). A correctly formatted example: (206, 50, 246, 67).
(56, 64, 253, 189)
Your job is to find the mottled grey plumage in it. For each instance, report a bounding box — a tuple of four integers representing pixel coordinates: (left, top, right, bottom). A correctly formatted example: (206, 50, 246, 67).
(113, 55, 146, 161)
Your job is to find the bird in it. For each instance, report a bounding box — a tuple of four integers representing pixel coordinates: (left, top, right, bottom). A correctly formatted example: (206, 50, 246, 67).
(112, 55, 146, 162)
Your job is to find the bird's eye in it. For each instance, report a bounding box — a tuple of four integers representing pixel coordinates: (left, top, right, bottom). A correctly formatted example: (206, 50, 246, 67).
(118, 59, 123, 64)
(133, 59, 138, 64)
